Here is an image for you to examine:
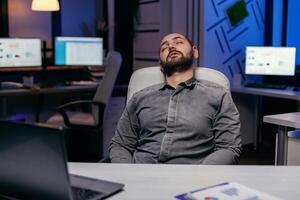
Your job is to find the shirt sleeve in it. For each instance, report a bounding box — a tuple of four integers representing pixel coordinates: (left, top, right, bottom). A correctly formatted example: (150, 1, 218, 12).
(109, 96, 139, 163)
(202, 89, 242, 165)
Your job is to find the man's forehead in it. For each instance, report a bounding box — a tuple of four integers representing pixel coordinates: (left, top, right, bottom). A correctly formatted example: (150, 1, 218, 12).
(160, 33, 186, 44)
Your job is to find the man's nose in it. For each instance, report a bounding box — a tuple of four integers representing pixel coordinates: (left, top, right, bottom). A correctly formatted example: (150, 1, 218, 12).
(168, 45, 176, 50)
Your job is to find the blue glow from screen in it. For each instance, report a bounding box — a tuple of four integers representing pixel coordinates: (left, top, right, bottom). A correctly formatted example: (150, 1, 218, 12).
(55, 39, 66, 65)
(272, 0, 283, 46)
(286, 0, 300, 65)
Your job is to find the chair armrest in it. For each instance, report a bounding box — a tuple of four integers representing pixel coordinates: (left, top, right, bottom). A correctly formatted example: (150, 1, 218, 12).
(56, 100, 105, 128)
(56, 100, 102, 110)
(99, 156, 111, 163)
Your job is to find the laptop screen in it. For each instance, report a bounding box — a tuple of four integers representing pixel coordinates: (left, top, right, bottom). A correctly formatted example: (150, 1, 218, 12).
(0, 120, 124, 200)
(0, 121, 72, 200)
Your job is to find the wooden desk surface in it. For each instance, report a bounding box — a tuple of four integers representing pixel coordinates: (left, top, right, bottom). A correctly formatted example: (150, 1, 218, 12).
(69, 163, 300, 200)
(264, 112, 300, 129)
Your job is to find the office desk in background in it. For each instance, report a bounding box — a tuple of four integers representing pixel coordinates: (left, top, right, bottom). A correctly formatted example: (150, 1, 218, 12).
(0, 84, 126, 156)
(0, 84, 98, 121)
(0, 84, 98, 97)
(231, 86, 300, 149)
(264, 112, 300, 165)
(69, 163, 300, 200)
(231, 86, 300, 101)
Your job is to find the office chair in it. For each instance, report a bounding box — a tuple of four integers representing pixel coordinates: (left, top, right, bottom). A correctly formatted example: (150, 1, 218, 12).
(101, 66, 230, 163)
(47, 51, 122, 162)
(127, 66, 230, 104)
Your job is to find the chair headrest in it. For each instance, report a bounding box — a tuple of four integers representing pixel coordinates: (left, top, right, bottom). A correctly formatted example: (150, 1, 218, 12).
(127, 66, 230, 104)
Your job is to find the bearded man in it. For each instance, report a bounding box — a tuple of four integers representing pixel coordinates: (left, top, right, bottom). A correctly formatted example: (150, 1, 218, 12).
(109, 33, 242, 164)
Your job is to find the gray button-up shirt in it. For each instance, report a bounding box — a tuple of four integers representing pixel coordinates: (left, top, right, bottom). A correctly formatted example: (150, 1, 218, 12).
(109, 77, 241, 164)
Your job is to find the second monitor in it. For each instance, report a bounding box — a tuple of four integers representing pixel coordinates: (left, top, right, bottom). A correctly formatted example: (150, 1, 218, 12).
(245, 46, 296, 76)
(55, 37, 103, 66)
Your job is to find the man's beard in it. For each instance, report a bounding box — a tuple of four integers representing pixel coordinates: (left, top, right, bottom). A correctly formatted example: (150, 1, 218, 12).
(160, 50, 194, 77)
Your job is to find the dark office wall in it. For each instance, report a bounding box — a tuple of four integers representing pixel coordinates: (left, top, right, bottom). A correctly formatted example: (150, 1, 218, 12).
(60, 0, 98, 37)
(98, 0, 108, 50)
(8, 0, 52, 47)
(58, 0, 108, 48)
(286, 0, 300, 66)
(0, 0, 9, 37)
(6, 0, 104, 47)
(114, 0, 134, 84)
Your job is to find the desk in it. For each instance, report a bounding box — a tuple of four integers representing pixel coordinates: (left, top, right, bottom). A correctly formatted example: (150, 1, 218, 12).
(0, 84, 98, 121)
(68, 163, 300, 200)
(264, 112, 300, 165)
(231, 86, 300, 149)
(0, 84, 98, 97)
(231, 86, 300, 101)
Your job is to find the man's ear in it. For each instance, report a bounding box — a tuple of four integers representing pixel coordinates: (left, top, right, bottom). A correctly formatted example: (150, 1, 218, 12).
(192, 46, 199, 60)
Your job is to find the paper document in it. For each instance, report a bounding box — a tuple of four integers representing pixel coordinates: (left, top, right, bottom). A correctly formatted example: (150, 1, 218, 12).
(175, 182, 282, 200)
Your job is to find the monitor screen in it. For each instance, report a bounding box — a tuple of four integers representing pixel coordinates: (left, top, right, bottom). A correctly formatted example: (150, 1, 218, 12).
(55, 37, 103, 66)
(0, 38, 42, 68)
(245, 46, 296, 76)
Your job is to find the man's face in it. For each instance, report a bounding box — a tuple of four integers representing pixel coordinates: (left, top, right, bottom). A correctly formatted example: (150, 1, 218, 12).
(159, 33, 198, 76)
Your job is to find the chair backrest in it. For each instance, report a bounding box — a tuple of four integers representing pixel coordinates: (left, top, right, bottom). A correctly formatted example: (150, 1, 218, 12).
(93, 51, 122, 104)
(92, 51, 122, 122)
(127, 66, 230, 104)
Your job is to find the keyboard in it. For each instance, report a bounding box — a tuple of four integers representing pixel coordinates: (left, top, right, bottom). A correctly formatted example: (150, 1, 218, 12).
(0, 81, 40, 90)
(72, 186, 104, 200)
(244, 83, 287, 90)
(68, 80, 99, 86)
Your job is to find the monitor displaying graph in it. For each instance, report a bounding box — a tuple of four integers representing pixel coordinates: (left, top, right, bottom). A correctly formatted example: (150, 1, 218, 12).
(55, 37, 103, 66)
(0, 38, 42, 68)
(245, 46, 296, 76)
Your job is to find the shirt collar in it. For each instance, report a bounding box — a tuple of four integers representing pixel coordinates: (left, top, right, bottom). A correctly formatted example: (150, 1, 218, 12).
(159, 70, 197, 90)
(182, 75, 197, 87)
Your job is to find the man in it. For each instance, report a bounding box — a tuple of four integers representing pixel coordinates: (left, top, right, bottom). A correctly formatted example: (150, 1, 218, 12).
(109, 33, 241, 164)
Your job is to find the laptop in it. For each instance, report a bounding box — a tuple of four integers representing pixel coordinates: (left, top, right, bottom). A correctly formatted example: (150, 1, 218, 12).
(0, 120, 124, 200)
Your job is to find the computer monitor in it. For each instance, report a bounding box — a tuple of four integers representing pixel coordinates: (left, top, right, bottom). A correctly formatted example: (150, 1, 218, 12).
(55, 37, 103, 66)
(245, 46, 296, 76)
(0, 38, 42, 68)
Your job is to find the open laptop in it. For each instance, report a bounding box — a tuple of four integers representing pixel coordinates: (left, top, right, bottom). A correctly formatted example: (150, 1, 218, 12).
(0, 120, 124, 200)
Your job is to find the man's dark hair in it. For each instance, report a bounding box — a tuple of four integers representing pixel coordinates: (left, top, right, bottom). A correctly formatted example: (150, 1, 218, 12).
(185, 37, 194, 48)
(158, 33, 194, 53)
